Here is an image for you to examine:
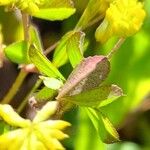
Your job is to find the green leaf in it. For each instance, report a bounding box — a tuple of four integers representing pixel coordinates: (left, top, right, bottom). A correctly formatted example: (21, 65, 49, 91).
(86, 108, 120, 143)
(63, 85, 123, 107)
(40, 76, 63, 90)
(29, 45, 65, 80)
(32, 0, 76, 21)
(29, 25, 43, 52)
(99, 85, 123, 107)
(32, 8, 76, 21)
(38, 0, 74, 8)
(57, 56, 110, 99)
(35, 87, 57, 102)
(53, 31, 74, 67)
(66, 31, 84, 68)
(75, 0, 109, 30)
(4, 41, 29, 64)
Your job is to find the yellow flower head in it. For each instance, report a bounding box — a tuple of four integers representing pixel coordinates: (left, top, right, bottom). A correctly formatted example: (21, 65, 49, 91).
(95, 0, 146, 43)
(0, 102, 71, 150)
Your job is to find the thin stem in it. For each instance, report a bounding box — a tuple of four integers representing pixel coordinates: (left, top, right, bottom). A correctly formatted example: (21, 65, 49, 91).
(1, 69, 27, 104)
(107, 38, 125, 60)
(22, 12, 30, 41)
(1, 12, 30, 104)
(43, 14, 103, 56)
(17, 79, 42, 113)
(0, 44, 4, 68)
(44, 41, 59, 56)
(81, 15, 104, 31)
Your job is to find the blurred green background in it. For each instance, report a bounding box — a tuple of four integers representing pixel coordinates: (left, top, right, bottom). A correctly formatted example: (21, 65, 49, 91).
(0, 0, 150, 150)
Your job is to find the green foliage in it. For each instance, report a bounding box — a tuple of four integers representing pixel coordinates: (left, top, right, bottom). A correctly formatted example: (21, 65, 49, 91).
(66, 31, 84, 68)
(35, 86, 57, 102)
(0, 0, 149, 149)
(29, 45, 65, 80)
(4, 41, 29, 64)
(0, 0, 76, 21)
(32, 8, 76, 21)
(75, 0, 109, 30)
(63, 84, 122, 107)
(53, 31, 74, 67)
(29, 25, 43, 51)
(86, 108, 120, 143)
(40, 76, 63, 90)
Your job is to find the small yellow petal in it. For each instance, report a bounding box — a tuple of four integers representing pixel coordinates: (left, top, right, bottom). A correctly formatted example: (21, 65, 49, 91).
(37, 125, 69, 140)
(51, 138, 65, 150)
(20, 138, 29, 150)
(33, 101, 58, 123)
(0, 104, 31, 127)
(38, 120, 71, 130)
(34, 129, 56, 150)
(29, 132, 47, 150)
(0, 129, 28, 150)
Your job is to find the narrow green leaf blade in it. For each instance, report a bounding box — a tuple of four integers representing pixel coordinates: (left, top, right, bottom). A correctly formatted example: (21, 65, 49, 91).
(29, 45, 65, 80)
(53, 31, 74, 67)
(66, 31, 84, 68)
(75, 0, 109, 30)
(63, 85, 123, 107)
(4, 41, 29, 64)
(32, 8, 76, 21)
(86, 108, 120, 143)
(29, 25, 43, 52)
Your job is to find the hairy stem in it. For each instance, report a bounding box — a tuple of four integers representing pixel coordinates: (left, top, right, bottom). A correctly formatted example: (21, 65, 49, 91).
(107, 38, 125, 60)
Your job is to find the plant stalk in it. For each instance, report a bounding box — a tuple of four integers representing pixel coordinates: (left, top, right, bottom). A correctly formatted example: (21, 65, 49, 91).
(1, 12, 30, 104)
(107, 38, 125, 60)
(1, 69, 27, 104)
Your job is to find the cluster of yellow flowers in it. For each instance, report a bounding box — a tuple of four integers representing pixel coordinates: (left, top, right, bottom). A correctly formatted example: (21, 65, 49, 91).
(95, 0, 146, 43)
(0, 102, 70, 150)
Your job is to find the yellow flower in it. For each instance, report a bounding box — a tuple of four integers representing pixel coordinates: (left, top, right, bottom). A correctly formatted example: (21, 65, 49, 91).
(16, 0, 39, 14)
(0, 102, 70, 150)
(95, 0, 146, 43)
(0, 0, 15, 5)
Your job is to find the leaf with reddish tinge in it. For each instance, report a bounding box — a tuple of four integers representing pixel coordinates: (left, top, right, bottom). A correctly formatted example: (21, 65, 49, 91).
(56, 55, 110, 99)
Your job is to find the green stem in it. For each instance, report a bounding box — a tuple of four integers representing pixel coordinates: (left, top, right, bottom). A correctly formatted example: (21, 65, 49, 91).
(1, 69, 27, 104)
(107, 38, 125, 60)
(22, 12, 30, 42)
(1, 12, 30, 104)
(17, 79, 42, 113)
